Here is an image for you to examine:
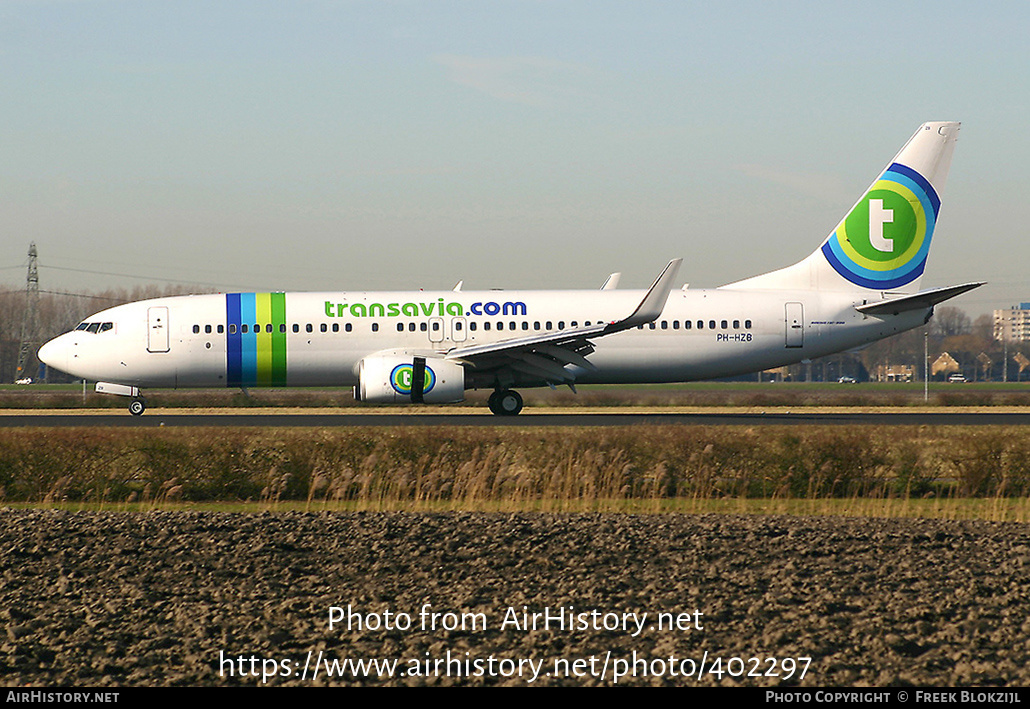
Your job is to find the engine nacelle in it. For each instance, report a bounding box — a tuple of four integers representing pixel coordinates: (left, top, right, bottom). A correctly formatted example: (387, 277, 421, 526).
(357, 353, 465, 404)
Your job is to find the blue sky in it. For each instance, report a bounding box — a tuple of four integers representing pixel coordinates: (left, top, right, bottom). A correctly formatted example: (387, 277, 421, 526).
(2, 1, 1027, 316)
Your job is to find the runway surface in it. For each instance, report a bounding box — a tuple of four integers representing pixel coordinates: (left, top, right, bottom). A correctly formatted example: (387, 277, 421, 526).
(2, 411, 1030, 427)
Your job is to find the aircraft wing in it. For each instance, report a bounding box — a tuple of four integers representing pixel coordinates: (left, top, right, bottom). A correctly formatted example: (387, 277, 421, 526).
(855, 282, 984, 316)
(444, 259, 682, 385)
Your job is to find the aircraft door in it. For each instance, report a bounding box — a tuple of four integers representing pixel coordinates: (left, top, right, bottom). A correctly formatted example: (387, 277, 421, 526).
(147, 306, 170, 353)
(428, 316, 445, 344)
(785, 302, 804, 348)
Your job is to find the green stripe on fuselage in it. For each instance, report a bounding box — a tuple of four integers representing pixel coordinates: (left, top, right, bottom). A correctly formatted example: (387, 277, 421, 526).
(255, 293, 273, 386)
(254, 292, 288, 387)
(271, 292, 287, 386)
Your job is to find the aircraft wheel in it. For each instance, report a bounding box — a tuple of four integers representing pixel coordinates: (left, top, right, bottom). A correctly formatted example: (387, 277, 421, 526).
(494, 389, 523, 416)
(128, 398, 146, 416)
(487, 390, 502, 415)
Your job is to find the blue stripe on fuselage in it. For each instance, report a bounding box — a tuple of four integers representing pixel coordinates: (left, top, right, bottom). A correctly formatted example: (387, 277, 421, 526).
(226, 293, 243, 386)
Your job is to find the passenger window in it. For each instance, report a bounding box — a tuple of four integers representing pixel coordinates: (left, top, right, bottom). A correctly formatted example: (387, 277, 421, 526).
(267, 324, 273, 333)
(455, 321, 463, 331)
(306, 324, 313, 333)
(685, 320, 691, 330)
(509, 322, 515, 331)
(697, 321, 703, 329)
(372, 323, 379, 332)
(709, 320, 716, 329)
(205, 325, 212, 334)
(534, 322, 541, 330)
(522, 322, 529, 331)
(558, 321, 565, 330)
(332, 323, 339, 332)
(229, 324, 237, 335)
(661, 321, 668, 330)
(673, 321, 679, 330)
(280, 324, 287, 333)
(293, 324, 299, 333)
(745, 319, 752, 329)
(432, 322, 440, 331)
(721, 320, 727, 329)
(470, 322, 477, 331)
(571, 321, 578, 328)
(733, 320, 740, 329)
(484, 322, 491, 331)
(397, 323, 404, 332)
(320, 323, 327, 332)
(546, 321, 553, 330)
(242, 324, 249, 334)
(192, 325, 200, 334)
(648, 322, 656, 330)
(218, 325, 224, 334)
(420, 322, 428, 332)
(345, 324, 352, 332)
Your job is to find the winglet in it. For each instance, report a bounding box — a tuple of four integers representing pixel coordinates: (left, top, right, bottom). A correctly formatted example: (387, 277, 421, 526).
(604, 258, 682, 333)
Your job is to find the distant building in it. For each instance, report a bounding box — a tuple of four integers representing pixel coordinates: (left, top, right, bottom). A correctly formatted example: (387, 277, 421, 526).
(994, 303, 1030, 342)
(874, 364, 914, 382)
(932, 352, 961, 378)
(762, 366, 790, 382)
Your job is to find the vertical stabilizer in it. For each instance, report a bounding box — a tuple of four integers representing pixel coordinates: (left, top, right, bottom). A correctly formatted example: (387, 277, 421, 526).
(726, 122, 960, 293)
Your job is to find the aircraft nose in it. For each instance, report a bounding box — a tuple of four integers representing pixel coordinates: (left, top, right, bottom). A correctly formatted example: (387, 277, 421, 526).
(37, 335, 70, 373)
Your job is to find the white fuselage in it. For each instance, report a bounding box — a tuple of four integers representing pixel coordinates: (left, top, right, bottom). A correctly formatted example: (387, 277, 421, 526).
(39, 287, 927, 391)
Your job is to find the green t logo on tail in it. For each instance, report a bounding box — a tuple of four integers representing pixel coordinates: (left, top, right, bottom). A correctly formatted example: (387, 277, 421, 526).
(821, 163, 940, 289)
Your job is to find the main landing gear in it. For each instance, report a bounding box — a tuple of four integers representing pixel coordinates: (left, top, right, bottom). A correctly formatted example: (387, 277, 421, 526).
(487, 389, 523, 416)
(128, 397, 147, 416)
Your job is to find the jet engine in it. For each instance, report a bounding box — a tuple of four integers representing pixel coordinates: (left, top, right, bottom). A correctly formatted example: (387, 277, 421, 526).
(356, 353, 465, 404)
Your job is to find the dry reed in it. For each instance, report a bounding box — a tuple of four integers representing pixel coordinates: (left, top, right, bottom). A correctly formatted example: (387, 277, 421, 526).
(2, 426, 1030, 521)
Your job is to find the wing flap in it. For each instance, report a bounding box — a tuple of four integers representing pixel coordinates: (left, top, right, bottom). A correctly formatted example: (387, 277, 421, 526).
(444, 323, 608, 362)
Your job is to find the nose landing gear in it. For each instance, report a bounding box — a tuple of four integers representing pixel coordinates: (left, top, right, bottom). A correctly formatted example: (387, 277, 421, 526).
(487, 389, 523, 416)
(95, 382, 147, 416)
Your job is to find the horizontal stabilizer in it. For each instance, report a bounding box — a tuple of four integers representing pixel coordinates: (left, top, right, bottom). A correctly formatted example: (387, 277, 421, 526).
(855, 282, 984, 316)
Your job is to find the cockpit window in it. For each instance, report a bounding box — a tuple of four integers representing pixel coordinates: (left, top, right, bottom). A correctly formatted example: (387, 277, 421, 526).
(76, 321, 114, 334)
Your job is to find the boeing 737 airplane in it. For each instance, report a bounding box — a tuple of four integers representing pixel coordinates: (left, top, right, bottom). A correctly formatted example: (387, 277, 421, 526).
(38, 122, 981, 415)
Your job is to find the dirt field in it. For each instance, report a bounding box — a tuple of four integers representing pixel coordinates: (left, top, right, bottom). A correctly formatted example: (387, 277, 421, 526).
(2, 509, 1028, 686)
